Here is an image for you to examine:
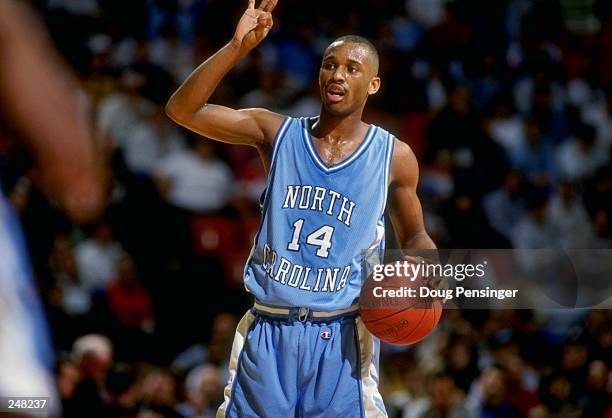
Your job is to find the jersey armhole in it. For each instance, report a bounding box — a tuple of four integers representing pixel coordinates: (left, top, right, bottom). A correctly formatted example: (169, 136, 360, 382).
(382, 133, 395, 206)
(260, 116, 292, 211)
(269, 116, 292, 170)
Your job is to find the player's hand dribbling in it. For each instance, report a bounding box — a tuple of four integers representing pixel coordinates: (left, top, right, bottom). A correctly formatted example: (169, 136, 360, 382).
(233, 0, 277, 56)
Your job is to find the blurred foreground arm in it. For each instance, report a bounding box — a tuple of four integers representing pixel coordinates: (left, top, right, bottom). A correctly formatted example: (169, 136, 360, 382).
(0, 1, 107, 222)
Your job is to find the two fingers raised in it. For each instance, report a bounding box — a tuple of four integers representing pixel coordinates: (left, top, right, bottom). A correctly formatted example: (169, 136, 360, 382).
(248, 0, 278, 12)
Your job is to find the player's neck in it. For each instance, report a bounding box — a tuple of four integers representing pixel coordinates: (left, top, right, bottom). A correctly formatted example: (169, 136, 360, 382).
(314, 111, 367, 142)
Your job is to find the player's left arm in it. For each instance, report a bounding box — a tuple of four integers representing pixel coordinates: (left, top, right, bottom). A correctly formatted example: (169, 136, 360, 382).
(388, 140, 436, 250)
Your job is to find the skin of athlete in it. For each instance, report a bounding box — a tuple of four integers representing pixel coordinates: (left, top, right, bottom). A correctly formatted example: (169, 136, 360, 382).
(165, 0, 437, 252)
(0, 1, 107, 222)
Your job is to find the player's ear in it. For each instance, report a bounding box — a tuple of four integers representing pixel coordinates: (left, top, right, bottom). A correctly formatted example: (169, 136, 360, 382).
(368, 77, 380, 96)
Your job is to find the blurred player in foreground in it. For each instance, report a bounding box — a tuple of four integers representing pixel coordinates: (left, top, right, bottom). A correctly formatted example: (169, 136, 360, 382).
(166, 0, 436, 416)
(0, 1, 107, 417)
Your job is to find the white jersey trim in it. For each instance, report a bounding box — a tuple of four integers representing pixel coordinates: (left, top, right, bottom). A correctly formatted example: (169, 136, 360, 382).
(355, 317, 388, 417)
(216, 310, 257, 418)
(300, 118, 378, 173)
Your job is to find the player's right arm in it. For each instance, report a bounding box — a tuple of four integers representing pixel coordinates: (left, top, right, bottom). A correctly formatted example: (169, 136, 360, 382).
(165, 0, 282, 161)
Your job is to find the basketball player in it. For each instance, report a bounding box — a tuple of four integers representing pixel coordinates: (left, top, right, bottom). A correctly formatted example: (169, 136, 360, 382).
(166, 1, 436, 416)
(0, 1, 106, 417)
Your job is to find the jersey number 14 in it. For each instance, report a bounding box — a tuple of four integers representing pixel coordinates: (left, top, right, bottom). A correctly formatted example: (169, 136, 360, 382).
(287, 219, 334, 258)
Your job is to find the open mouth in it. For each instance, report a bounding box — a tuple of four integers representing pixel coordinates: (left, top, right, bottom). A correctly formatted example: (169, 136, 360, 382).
(325, 84, 346, 103)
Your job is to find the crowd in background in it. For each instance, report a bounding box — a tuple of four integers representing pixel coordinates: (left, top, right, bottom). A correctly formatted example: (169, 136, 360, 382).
(1, 0, 612, 417)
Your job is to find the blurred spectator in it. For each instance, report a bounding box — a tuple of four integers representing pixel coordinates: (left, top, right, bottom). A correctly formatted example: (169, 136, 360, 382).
(177, 364, 223, 418)
(406, 0, 445, 29)
(75, 220, 124, 292)
(514, 53, 565, 117)
(487, 94, 525, 157)
(441, 193, 501, 248)
(510, 116, 557, 187)
(464, 50, 503, 110)
(500, 353, 539, 416)
(381, 9, 423, 53)
(154, 138, 234, 213)
(97, 68, 155, 149)
(425, 64, 448, 113)
(107, 253, 155, 331)
(483, 170, 526, 241)
(56, 359, 80, 408)
(529, 373, 581, 418)
(446, 338, 480, 394)
(425, 84, 479, 169)
(276, 25, 318, 91)
(64, 334, 113, 418)
(121, 107, 186, 177)
(453, 114, 510, 198)
(581, 86, 612, 144)
(559, 337, 590, 399)
(106, 364, 142, 418)
(424, 2, 473, 67)
(130, 40, 175, 105)
(285, 81, 321, 118)
(105, 252, 156, 362)
(149, 23, 196, 83)
(419, 371, 472, 418)
(557, 123, 609, 182)
(587, 207, 612, 248)
(395, 365, 429, 418)
(510, 190, 556, 249)
(50, 234, 91, 316)
(172, 312, 237, 381)
(546, 180, 592, 248)
(468, 365, 525, 418)
(238, 69, 286, 112)
(139, 368, 185, 418)
(581, 360, 611, 417)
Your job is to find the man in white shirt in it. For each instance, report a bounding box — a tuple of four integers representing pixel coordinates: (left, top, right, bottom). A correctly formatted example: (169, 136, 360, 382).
(75, 221, 123, 292)
(155, 139, 234, 213)
(557, 123, 609, 182)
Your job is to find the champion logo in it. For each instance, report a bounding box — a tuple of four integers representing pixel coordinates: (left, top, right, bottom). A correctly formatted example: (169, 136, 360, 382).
(320, 330, 332, 340)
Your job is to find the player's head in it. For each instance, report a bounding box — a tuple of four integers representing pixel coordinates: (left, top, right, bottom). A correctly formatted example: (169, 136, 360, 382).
(319, 35, 380, 117)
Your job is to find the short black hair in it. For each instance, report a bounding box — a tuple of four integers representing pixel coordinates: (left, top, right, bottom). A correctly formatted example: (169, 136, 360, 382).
(325, 35, 379, 75)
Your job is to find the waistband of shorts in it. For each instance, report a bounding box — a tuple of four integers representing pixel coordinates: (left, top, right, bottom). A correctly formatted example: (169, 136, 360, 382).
(253, 301, 359, 322)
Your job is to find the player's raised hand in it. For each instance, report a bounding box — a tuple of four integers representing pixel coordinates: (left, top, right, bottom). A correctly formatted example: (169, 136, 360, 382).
(233, 0, 277, 55)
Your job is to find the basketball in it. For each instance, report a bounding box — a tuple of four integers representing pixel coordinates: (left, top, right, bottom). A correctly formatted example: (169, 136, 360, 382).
(359, 260, 443, 345)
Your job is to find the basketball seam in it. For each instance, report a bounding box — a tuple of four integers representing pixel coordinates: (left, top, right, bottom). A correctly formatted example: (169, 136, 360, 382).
(386, 307, 427, 343)
(361, 300, 432, 324)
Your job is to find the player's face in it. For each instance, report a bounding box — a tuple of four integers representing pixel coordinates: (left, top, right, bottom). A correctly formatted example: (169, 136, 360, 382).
(319, 42, 380, 116)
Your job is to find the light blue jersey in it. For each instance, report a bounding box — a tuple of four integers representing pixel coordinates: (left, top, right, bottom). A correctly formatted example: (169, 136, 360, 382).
(244, 116, 395, 311)
(219, 116, 392, 417)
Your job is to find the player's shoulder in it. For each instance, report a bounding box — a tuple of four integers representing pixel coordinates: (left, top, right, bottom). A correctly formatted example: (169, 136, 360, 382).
(362, 123, 418, 183)
(391, 138, 417, 163)
(389, 138, 419, 183)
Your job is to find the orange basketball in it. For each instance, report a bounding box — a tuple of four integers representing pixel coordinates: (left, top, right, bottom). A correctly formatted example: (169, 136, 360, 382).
(359, 261, 443, 345)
